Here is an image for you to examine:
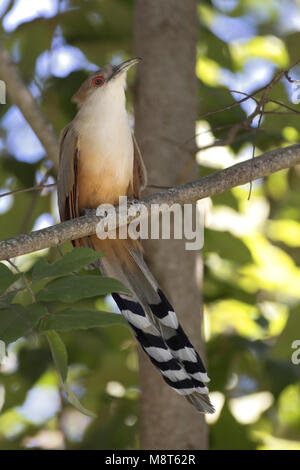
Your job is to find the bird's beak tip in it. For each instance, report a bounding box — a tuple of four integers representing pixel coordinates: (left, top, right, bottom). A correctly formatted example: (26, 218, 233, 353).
(123, 57, 142, 69)
(112, 57, 142, 78)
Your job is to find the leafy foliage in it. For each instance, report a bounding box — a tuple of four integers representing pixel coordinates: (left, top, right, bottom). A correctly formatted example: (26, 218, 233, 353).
(0, 248, 130, 425)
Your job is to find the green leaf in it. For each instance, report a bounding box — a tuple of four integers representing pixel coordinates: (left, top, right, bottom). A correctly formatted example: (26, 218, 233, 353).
(63, 383, 96, 419)
(204, 229, 253, 264)
(0, 289, 20, 307)
(0, 303, 46, 344)
(46, 330, 68, 383)
(285, 31, 300, 64)
(46, 330, 96, 417)
(212, 190, 239, 211)
(39, 309, 126, 332)
(201, 27, 232, 69)
(264, 359, 300, 399)
(0, 263, 20, 295)
(36, 275, 130, 303)
(230, 36, 289, 69)
(32, 247, 104, 281)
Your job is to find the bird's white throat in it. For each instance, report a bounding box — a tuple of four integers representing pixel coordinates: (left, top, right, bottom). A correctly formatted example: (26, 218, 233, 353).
(74, 74, 134, 181)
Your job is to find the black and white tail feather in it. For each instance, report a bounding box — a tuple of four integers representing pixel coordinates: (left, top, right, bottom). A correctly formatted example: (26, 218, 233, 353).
(97, 242, 215, 414)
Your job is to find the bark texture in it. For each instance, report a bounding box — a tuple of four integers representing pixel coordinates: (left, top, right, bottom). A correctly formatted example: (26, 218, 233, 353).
(134, 0, 208, 450)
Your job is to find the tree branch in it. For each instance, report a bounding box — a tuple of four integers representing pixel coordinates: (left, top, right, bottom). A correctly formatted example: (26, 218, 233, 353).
(1, 144, 299, 261)
(0, 41, 59, 169)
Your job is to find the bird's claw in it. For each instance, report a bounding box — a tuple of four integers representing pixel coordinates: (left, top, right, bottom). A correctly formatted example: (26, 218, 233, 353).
(127, 197, 140, 206)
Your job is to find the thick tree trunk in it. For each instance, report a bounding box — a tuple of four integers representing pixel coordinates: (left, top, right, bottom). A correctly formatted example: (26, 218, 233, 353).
(134, 0, 208, 450)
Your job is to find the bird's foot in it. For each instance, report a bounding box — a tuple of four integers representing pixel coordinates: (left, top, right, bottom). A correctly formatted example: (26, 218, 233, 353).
(127, 197, 140, 206)
(126, 197, 143, 216)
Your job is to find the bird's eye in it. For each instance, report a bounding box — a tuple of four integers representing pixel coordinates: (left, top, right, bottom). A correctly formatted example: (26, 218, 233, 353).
(92, 75, 105, 87)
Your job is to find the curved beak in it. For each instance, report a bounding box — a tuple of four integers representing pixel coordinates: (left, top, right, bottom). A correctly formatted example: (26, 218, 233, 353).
(110, 57, 142, 79)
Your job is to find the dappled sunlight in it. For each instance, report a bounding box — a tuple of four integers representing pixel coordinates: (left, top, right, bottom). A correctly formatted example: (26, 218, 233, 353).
(0, 384, 4, 412)
(106, 380, 126, 398)
(206, 198, 269, 236)
(0, 408, 27, 439)
(61, 408, 92, 443)
(254, 432, 300, 450)
(196, 56, 223, 87)
(24, 429, 64, 449)
(195, 121, 235, 168)
(241, 233, 300, 298)
(205, 391, 225, 424)
(230, 36, 289, 68)
(205, 299, 262, 339)
(267, 219, 300, 247)
(258, 301, 288, 337)
(229, 391, 274, 424)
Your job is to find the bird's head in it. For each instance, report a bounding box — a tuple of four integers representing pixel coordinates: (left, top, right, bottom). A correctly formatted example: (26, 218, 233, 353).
(72, 57, 141, 107)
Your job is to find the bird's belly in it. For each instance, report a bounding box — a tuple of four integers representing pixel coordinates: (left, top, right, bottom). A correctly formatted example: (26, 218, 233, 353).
(77, 144, 133, 210)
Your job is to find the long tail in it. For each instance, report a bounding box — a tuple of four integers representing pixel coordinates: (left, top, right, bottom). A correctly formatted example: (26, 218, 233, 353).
(90, 236, 214, 414)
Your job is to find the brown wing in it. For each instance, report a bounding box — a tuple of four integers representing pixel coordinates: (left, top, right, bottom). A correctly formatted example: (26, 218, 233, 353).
(57, 123, 80, 222)
(132, 133, 147, 199)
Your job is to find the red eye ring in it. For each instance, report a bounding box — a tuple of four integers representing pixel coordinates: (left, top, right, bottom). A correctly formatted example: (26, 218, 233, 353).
(92, 75, 105, 87)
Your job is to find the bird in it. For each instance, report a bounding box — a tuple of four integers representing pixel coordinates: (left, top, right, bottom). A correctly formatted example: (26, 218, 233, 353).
(57, 57, 214, 413)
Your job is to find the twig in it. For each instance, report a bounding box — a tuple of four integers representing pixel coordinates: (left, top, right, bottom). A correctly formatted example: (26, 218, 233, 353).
(268, 99, 300, 115)
(0, 183, 56, 199)
(179, 128, 260, 185)
(6, 259, 35, 303)
(0, 183, 170, 198)
(179, 63, 300, 186)
(19, 170, 53, 233)
(0, 299, 34, 332)
(198, 61, 300, 121)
